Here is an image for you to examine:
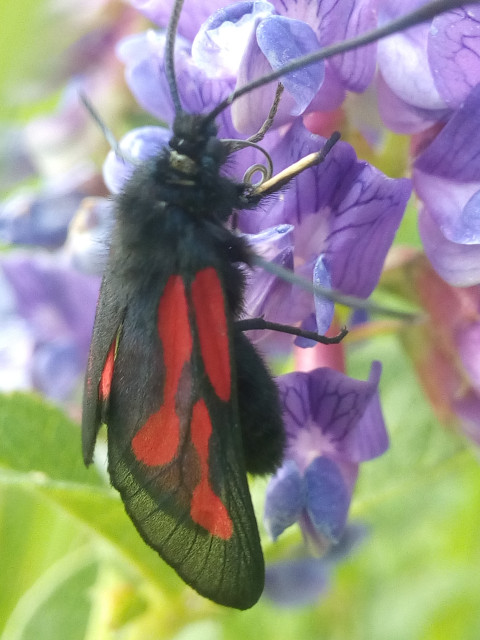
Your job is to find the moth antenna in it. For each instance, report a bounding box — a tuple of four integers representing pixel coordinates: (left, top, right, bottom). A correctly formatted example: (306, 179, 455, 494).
(250, 253, 420, 322)
(221, 84, 284, 188)
(79, 91, 124, 160)
(246, 83, 284, 145)
(165, 0, 185, 114)
(206, 0, 474, 123)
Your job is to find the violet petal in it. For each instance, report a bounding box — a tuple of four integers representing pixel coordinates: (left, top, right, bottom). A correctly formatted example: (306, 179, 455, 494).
(64, 197, 115, 276)
(269, 122, 409, 297)
(118, 30, 234, 127)
(230, 4, 326, 132)
(263, 522, 367, 607)
(377, 71, 450, 134)
(32, 340, 83, 400)
(264, 557, 330, 607)
(270, 0, 376, 91)
(428, 6, 480, 108)
(377, 4, 446, 110)
(453, 391, 480, 444)
(103, 126, 170, 194)
(264, 460, 306, 540)
(456, 323, 480, 391)
(2, 253, 99, 357)
(129, 0, 238, 41)
(313, 255, 334, 334)
(256, 15, 324, 114)
(279, 362, 388, 464)
(242, 226, 295, 328)
(192, 1, 274, 77)
(0, 167, 98, 249)
(243, 225, 315, 337)
(117, 31, 177, 123)
(0, 189, 83, 249)
(414, 168, 480, 245)
(305, 456, 351, 543)
(232, 17, 287, 133)
(414, 83, 480, 183)
(419, 206, 480, 286)
(319, 0, 377, 92)
(1, 253, 100, 400)
(307, 63, 346, 113)
(325, 522, 369, 563)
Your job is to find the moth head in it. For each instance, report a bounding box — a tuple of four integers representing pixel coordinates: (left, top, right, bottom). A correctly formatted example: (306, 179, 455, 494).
(168, 113, 228, 176)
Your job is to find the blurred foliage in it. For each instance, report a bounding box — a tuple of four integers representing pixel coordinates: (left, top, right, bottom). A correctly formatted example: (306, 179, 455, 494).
(1, 335, 480, 639)
(1, 0, 70, 121)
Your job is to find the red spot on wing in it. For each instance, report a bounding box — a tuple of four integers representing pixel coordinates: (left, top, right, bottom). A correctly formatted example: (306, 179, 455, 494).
(99, 339, 116, 400)
(190, 399, 233, 540)
(191, 267, 231, 402)
(132, 276, 193, 466)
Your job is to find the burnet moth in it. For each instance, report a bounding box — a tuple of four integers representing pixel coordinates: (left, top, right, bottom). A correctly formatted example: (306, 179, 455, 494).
(82, 0, 472, 610)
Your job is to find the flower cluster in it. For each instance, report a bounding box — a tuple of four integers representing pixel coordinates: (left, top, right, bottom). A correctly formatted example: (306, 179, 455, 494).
(0, 0, 135, 408)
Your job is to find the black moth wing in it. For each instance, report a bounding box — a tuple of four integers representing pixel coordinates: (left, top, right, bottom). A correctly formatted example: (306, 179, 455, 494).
(94, 216, 266, 609)
(82, 271, 126, 465)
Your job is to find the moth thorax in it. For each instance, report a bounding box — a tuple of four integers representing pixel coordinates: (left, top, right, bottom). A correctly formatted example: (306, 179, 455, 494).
(169, 149, 198, 176)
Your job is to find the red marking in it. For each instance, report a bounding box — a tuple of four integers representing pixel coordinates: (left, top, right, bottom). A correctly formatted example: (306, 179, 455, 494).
(191, 268, 231, 402)
(132, 276, 193, 466)
(99, 339, 116, 400)
(190, 399, 233, 539)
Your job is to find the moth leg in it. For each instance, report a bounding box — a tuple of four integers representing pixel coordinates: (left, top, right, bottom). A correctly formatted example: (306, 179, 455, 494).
(236, 317, 347, 345)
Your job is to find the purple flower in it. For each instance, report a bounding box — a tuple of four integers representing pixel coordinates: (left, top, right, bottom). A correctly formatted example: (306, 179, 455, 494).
(264, 363, 387, 551)
(0, 167, 103, 249)
(107, 4, 410, 347)
(0, 127, 35, 193)
(193, 0, 376, 133)
(0, 3, 139, 405)
(64, 197, 115, 276)
(116, 29, 236, 135)
(239, 121, 410, 340)
(373, 2, 480, 290)
(414, 83, 480, 286)
(0, 253, 99, 402)
(264, 523, 368, 607)
(129, 0, 238, 41)
(428, 5, 480, 109)
(103, 126, 171, 193)
(120, 0, 378, 135)
(394, 254, 480, 443)
(376, 1, 479, 133)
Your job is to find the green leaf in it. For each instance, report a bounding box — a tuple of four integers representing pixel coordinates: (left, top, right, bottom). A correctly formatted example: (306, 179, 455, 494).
(0, 392, 101, 483)
(0, 393, 181, 594)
